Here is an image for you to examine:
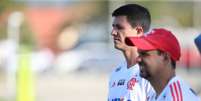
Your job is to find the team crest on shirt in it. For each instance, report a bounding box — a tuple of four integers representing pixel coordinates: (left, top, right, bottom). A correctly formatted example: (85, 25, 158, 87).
(127, 77, 137, 90)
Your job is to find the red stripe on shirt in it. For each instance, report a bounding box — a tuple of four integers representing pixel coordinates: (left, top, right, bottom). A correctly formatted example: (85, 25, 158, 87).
(170, 84, 176, 101)
(173, 82, 179, 101)
(177, 81, 183, 101)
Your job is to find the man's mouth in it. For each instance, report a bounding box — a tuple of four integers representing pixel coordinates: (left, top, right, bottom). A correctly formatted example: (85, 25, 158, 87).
(113, 37, 120, 41)
(113, 37, 121, 44)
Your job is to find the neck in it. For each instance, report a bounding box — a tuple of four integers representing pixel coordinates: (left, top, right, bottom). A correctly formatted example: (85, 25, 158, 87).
(122, 46, 138, 69)
(149, 67, 175, 96)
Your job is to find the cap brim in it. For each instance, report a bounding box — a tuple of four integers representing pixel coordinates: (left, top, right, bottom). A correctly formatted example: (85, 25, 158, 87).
(125, 37, 156, 51)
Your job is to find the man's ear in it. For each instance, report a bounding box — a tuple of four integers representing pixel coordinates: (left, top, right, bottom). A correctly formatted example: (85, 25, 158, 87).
(135, 26, 143, 36)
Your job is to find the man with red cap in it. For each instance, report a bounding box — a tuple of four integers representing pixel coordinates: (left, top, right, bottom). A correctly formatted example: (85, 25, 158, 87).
(125, 28, 201, 101)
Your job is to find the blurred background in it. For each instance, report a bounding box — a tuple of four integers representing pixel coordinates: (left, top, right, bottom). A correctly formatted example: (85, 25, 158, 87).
(0, 0, 201, 101)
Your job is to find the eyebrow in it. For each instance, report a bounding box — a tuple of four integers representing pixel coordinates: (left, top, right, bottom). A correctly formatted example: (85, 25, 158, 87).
(112, 24, 117, 27)
(138, 50, 159, 56)
(138, 51, 149, 56)
(112, 24, 123, 29)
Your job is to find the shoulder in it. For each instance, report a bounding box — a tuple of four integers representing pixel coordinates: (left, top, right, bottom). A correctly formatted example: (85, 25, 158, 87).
(109, 62, 126, 79)
(167, 77, 200, 101)
(113, 62, 126, 73)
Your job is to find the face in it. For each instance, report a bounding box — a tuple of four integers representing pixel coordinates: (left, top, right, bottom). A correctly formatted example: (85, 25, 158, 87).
(111, 16, 142, 51)
(136, 49, 164, 80)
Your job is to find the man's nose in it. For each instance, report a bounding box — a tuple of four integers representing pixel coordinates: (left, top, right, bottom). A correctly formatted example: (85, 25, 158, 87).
(111, 29, 117, 36)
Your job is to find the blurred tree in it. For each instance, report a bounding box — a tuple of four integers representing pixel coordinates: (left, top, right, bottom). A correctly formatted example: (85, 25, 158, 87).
(20, 21, 35, 50)
(0, 0, 12, 14)
(0, 0, 13, 39)
(127, 1, 194, 27)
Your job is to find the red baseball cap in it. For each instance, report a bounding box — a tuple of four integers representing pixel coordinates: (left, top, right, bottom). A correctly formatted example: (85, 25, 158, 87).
(125, 28, 181, 61)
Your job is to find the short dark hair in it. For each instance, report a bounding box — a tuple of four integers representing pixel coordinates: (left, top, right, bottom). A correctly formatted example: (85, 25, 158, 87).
(112, 4, 151, 32)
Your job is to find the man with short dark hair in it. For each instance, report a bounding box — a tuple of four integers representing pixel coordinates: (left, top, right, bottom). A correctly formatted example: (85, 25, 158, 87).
(125, 28, 201, 101)
(108, 4, 154, 101)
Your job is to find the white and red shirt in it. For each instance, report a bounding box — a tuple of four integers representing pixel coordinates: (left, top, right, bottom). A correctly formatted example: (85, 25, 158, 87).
(108, 62, 154, 101)
(148, 76, 201, 101)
